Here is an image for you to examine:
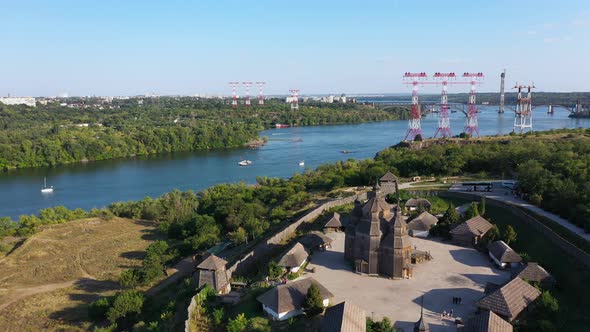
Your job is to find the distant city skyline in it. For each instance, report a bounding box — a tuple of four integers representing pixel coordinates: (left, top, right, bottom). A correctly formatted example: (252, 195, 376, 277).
(1, 1, 589, 96)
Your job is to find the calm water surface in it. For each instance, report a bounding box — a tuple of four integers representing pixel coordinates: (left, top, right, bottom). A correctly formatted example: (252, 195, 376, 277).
(1, 106, 588, 219)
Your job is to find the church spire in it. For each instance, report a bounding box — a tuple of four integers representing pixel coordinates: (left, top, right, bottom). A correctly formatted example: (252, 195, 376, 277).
(395, 179, 401, 210)
(414, 296, 429, 332)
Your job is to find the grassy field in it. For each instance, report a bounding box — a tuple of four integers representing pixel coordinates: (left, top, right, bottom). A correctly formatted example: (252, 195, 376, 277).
(0, 217, 157, 331)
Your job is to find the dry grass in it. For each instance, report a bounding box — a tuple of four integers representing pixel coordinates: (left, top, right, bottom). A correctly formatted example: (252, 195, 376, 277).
(0, 217, 157, 331)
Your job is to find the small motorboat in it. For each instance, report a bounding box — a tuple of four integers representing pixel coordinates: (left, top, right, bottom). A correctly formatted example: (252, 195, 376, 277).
(341, 150, 350, 154)
(238, 160, 252, 166)
(41, 177, 54, 193)
(298, 160, 305, 166)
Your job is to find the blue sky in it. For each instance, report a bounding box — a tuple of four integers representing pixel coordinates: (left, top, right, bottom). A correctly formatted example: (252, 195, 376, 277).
(1, 0, 589, 96)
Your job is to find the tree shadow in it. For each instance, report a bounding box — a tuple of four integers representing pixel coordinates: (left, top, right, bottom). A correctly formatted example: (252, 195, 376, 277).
(47, 278, 122, 323)
(119, 250, 146, 260)
(5, 237, 27, 255)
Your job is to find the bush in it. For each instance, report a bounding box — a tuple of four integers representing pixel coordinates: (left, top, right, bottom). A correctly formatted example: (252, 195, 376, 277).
(414, 134, 423, 142)
(248, 317, 271, 332)
(119, 269, 141, 288)
(503, 225, 517, 245)
(367, 317, 397, 332)
(267, 261, 283, 279)
(212, 307, 224, 326)
(302, 283, 324, 316)
(539, 290, 559, 314)
(92, 324, 117, 332)
(88, 297, 111, 322)
(227, 313, 248, 332)
(106, 290, 144, 323)
(90, 208, 115, 221)
(485, 225, 500, 243)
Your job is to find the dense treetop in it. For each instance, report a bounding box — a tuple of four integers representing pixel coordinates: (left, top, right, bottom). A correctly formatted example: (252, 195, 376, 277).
(0, 97, 402, 170)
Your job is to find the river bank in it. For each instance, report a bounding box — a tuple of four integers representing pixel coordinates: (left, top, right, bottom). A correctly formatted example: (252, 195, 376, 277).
(1, 108, 589, 220)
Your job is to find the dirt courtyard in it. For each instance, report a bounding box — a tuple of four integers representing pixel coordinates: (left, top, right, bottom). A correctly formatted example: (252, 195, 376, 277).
(306, 232, 510, 332)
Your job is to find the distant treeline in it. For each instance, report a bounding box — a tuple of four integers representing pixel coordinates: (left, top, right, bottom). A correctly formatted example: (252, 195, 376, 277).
(363, 92, 590, 107)
(0, 98, 402, 171)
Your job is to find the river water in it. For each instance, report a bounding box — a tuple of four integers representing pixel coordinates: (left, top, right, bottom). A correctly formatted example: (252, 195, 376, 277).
(1, 106, 588, 219)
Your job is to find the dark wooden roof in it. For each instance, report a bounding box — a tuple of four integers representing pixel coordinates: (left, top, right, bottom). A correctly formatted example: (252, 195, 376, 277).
(476, 277, 541, 321)
(299, 232, 333, 249)
(405, 198, 432, 208)
(196, 254, 227, 271)
(511, 262, 555, 285)
(325, 212, 342, 228)
(463, 310, 513, 332)
(362, 196, 393, 215)
(450, 216, 493, 237)
(322, 301, 366, 332)
(488, 241, 522, 264)
(380, 171, 398, 182)
(256, 277, 333, 314)
(407, 211, 438, 231)
(277, 242, 309, 268)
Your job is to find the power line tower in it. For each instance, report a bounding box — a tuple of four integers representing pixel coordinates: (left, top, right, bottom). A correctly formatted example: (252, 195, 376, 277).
(289, 89, 299, 111)
(499, 69, 506, 113)
(403, 72, 428, 141)
(513, 83, 535, 133)
(462, 72, 484, 137)
(229, 82, 240, 108)
(242, 82, 253, 107)
(433, 72, 457, 138)
(256, 82, 265, 106)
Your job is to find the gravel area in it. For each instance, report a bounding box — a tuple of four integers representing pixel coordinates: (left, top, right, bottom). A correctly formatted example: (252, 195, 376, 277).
(306, 232, 510, 332)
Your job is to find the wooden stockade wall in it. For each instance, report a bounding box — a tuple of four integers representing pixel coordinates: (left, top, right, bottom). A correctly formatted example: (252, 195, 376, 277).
(441, 191, 590, 269)
(227, 192, 368, 276)
(184, 295, 198, 332)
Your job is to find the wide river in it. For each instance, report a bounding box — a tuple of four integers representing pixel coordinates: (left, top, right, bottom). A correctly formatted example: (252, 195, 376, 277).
(1, 106, 589, 219)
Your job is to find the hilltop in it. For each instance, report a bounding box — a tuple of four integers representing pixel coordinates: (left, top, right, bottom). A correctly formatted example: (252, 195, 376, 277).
(0, 217, 157, 331)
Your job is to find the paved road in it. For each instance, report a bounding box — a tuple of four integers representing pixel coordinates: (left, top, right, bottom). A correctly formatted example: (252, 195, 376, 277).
(449, 183, 590, 243)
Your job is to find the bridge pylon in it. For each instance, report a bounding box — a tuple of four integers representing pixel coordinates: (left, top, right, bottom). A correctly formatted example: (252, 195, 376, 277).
(433, 72, 457, 138)
(462, 72, 484, 137)
(403, 72, 428, 140)
(229, 82, 240, 108)
(513, 83, 535, 133)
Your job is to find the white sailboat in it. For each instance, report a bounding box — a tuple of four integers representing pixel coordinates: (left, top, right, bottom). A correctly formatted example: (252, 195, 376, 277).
(238, 160, 252, 166)
(41, 177, 54, 193)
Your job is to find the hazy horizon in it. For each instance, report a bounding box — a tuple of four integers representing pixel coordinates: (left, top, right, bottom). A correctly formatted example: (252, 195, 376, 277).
(2, 1, 589, 97)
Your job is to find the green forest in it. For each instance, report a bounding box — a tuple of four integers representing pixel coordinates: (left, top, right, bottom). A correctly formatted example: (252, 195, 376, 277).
(0, 97, 402, 171)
